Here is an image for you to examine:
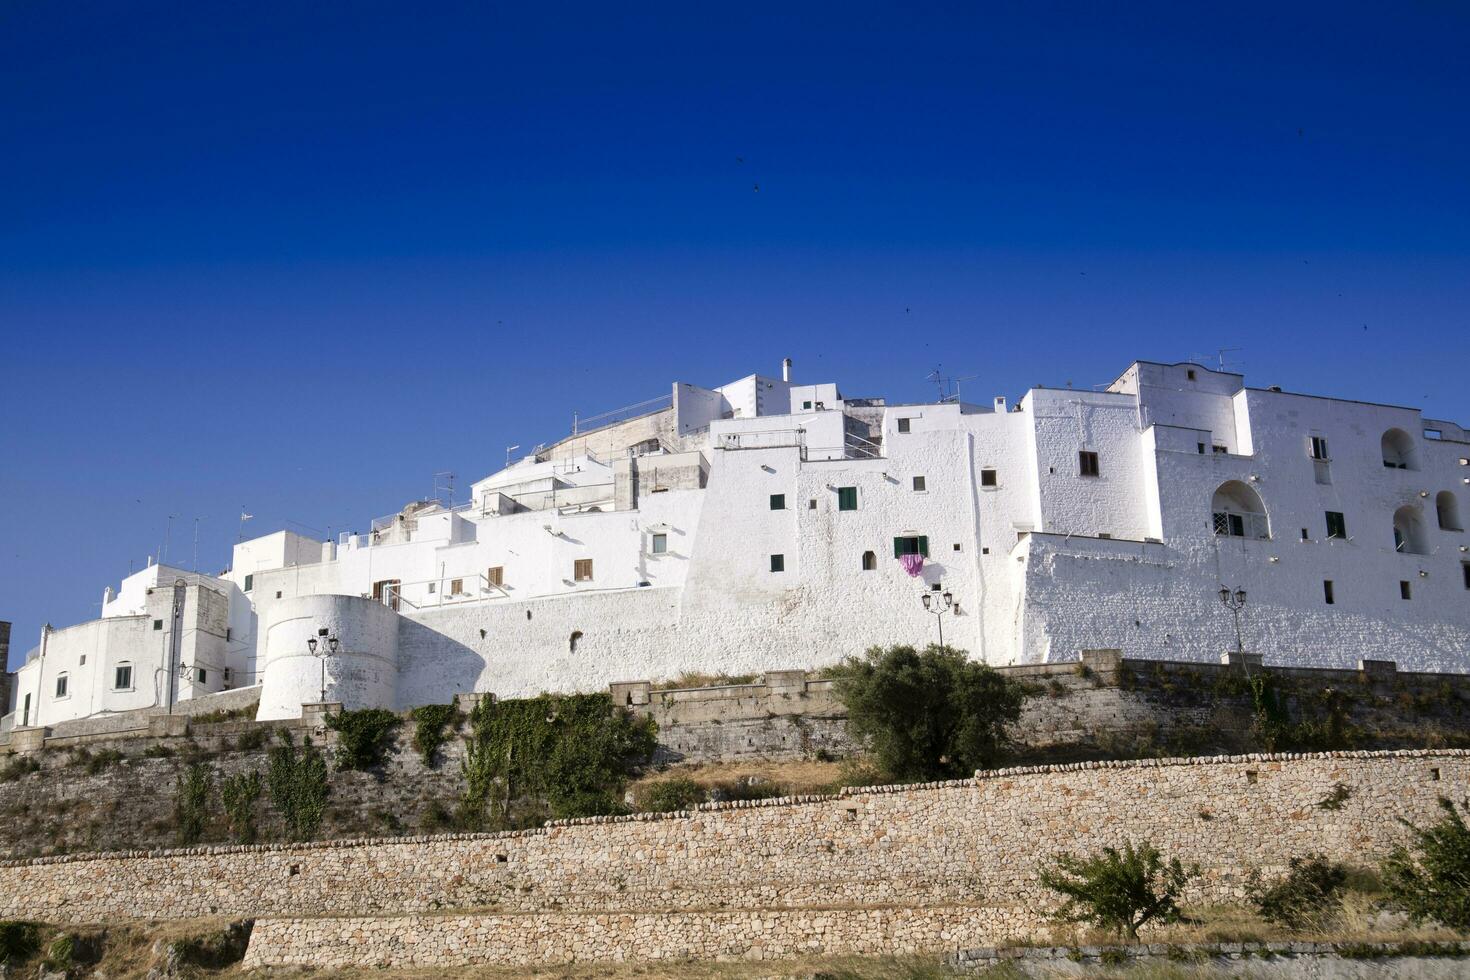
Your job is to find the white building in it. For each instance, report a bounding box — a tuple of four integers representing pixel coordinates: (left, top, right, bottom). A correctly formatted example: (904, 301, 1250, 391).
(6, 359, 1469, 726)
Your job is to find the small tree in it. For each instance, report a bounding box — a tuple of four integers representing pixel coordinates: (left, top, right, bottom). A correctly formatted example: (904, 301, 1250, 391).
(1382, 797, 1470, 929)
(1246, 854, 1347, 929)
(833, 644, 1024, 781)
(1040, 841, 1194, 942)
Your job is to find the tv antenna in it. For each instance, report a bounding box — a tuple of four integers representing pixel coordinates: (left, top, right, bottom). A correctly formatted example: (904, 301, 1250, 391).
(505, 444, 521, 468)
(433, 471, 457, 505)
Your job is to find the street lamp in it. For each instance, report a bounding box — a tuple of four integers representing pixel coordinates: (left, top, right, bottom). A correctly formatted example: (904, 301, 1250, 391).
(307, 635, 340, 703)
(920, 589, 955, 647)
(1218, 586, 1247, 659)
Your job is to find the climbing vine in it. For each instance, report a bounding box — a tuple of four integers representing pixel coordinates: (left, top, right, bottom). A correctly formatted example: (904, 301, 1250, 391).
(174, 762, 212, 845)
(267, 732, 328, 841)
(458, 693, 657, 829)
(220, 769, 263, 844)
(410, 703, 460, 766)
(1248, 675, 1356, 752)
(325, 707, 401, 772)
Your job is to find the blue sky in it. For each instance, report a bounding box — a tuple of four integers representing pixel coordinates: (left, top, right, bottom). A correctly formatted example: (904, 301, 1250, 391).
(2, 2, 1467, 665)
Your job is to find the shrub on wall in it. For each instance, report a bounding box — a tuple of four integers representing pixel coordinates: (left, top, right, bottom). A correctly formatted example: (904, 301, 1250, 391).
(0, 921, 40, 965)
(174, 763, 213, 846)
(1246, 854, 1348, 928)
(459, 693, 657, 828)
(220, 770, 263, 844)
(1039, 840, 1195, 942)
(267, 732, 329, 841)
(410, 703, 461, 767)
(1382, 797, 1470, 929)
(831, 644, 1025, 781)
(325, 708, 401, 772)
(640, 776, 706, 812)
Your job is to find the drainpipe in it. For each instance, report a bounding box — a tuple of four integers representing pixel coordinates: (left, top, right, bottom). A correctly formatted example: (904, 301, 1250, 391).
(166, 578, 187, 713)
(32, 623, 51, 727)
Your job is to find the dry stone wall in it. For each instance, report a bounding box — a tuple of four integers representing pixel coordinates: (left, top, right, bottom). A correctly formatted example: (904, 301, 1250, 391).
(1, 750, 1464, 967)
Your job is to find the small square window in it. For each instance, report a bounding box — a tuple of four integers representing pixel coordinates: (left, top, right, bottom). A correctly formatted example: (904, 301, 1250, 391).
(769, 554, 785, 572)
(450, 578, 465, 596)
(1301, 528, 1310, 540)
(980, 469, 997, 487)
(802, 400, 812, 410)
(1078, 451, 1100, 477)
(837, 487, 858, 511)
(197, 668, 207, 684)
(428, 582, 437, 593)
(982, 547, 990, 554)
(153, 619, 163, 631)
(953, 543, 961, 552)
(897, 417, 911, 433)
(79, 655, 86, 665)
(807, 499, 817, 510)
(1324, 580, 1335, 605)
(243, 574, 253, 592)
(1400, 580, 1412, 600)
(651, 533, 668, 554)
(770, 493, 786, 510)
(275, 591, 282, 599)
(574, 559, 593, 582)
(1197, 442, 1206, 454)
(487, 566, 504, 587)
(1187, 369, 1197, 381)
(912, 476, 927, 492)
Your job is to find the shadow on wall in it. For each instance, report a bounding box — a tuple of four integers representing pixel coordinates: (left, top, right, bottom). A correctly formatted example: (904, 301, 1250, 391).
(396, 618, 486, 708)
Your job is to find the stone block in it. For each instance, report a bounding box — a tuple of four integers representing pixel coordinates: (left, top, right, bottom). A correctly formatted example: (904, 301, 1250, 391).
(1358, 659, 1397, 675)
(762, 670, 807, 692)
(609, 682, 651, 707)
(146, 714, 189, 738)
(1079, 649, 1122, 669)
(454, 692, 495, 713)
(301, 701, 343, 727)
(9, 726, 47, 754)
(1220, 651, 1264, 668)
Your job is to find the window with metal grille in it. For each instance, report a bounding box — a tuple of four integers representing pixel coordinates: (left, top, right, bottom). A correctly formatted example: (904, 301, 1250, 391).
(1078, 451, 1100, 477)
(574, 559, 593, 582)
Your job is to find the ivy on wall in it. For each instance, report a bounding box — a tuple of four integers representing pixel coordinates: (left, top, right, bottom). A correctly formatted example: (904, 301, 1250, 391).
(459, 693, 657, 829)
(220, 770, 262, 844)
(267, 733, 328, 841)
(410, 704, 460, 767)
(174, 763, 212, 846)
(325, 708, 401, 772)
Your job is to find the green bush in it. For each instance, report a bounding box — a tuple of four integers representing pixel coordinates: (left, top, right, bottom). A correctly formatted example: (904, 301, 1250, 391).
(640, 776, 705, 812)
(1247, 854, 1347, 928)
(0, 921, 40, 964)
(174, 762, 213, 845)
(325, 708, 401, 772)
(1039, 841, 1194, 942)
(142, 744, 175, 759)
(0, 757, 40, 782)
(235, 726, 270, 752)
(832, 644, 1025, 781)
(1382, 797, 1470, 929)
(459, 693, 657, 828)
(267, 732, 329, 841)
(220, 770, 262, 844)
(410, 703, 460, 766)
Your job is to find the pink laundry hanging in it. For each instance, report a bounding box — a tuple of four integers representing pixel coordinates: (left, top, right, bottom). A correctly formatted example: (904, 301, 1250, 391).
(899, 553, 925, 577)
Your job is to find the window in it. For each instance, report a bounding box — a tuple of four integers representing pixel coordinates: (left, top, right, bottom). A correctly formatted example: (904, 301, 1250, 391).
(912, 476, 927, 492)
(769, 493, 785, 510)
(1463, 563, 1470, 590)
(769, 554, 785, 572)
(1437, 491, 1463, 531)
(861, 550, 877, 571)
(892, 535, 930, 557)
(153, 619, 163, 631)
(1212, 481, 1270, 540)
(807, 499, 817, 510)
(953, 543, 962, 551)
(1393, 505, 1428, 555)
(80, 654, 86, 665)
(22, 693, 30, 727)
(55, 674, 68, 698)
(1400, 581, 1412, 601)
(1212, 444, 1229, 455)
(837, 487, 858, 511)
(651, 533, 668, 554)
(243, 574, 253, 592)
(1301, 528, 1310, 541)
(897, 417, 911, 433)
(372, 579, 402, 611)
(1382, 428, 1417, 470)
(1325, 511, 1347, 540)
(980, 469, 997, 487)
(1197, 443, 1206, 455)
(428, 582, 437, 594)
(197, 668, 208, 683)
(450, 578, 465, 596)
(802, 400, 812, 409)
(1323, 581, 1335, 605)
(573, 559, 594, 582)
(1078, 451, 1100, 477)
(569, 630, 583, 653)
(114, 664, 133, 690)
(487, 566, 504, 587)
(1309, 436, 1330, 460)
(1187, 369, 1197, 381)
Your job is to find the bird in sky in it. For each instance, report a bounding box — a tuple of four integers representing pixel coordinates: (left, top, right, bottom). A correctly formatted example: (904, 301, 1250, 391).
(753, 183, 759, 192)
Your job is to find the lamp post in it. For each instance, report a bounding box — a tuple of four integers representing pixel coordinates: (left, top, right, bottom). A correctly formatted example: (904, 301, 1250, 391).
(920, 590, 954, 647)
(1218, 586, 1247, 659)
(306, 635, 340, 703)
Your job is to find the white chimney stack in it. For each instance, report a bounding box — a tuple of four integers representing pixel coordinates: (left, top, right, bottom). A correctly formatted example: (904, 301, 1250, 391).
(782, 358, 792, 382)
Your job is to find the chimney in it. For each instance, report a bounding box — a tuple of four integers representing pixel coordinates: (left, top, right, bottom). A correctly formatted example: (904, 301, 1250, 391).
(782, 358, 792, 383)
(994, 396, 1007, 412)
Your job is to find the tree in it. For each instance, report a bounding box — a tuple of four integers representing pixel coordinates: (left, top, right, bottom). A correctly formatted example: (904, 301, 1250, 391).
(832, 644, 1024, 781)
(1382, 797, 1470, 929)
(1039, 841, 1194, 942)
(1246, 854, 1347, 928)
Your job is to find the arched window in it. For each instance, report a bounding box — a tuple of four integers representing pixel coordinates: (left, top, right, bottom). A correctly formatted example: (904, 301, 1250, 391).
(1393, 505, 1429, 555)
(1437, 491, 1463, 532)
(1382, 428, 1418, 470)
(861, 550, 877, 571)
(1211, 480, 1269, 540)
(569, 630, 583, 653)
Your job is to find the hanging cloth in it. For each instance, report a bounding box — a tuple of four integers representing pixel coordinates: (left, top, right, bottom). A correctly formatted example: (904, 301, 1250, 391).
(899, 553, 925, 577)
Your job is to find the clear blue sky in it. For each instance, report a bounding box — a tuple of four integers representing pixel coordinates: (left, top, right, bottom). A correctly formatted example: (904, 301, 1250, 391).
(2, 2, 1467, 665)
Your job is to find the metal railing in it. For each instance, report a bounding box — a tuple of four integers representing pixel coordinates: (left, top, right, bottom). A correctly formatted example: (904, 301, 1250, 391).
(718, 428, 806, 454)
(572, 393, 672, 436)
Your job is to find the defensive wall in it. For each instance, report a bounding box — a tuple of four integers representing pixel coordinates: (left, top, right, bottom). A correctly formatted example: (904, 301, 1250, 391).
(0, 750, 1462, 968)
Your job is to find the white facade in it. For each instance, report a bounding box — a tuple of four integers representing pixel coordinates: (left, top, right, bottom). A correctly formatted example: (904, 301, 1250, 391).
(7, 360, 1469, 726)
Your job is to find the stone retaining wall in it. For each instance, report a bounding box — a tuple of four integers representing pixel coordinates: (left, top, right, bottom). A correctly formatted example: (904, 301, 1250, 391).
(2, 750, 1463, 946)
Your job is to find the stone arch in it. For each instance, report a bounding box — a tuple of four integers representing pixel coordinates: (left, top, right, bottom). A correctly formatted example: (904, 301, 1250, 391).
(1381, 428, 1418, 470)
(1437, 491, 1462, 532)
(1393, 504, 1429, 555)
(1211, 480, 1269, 539)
